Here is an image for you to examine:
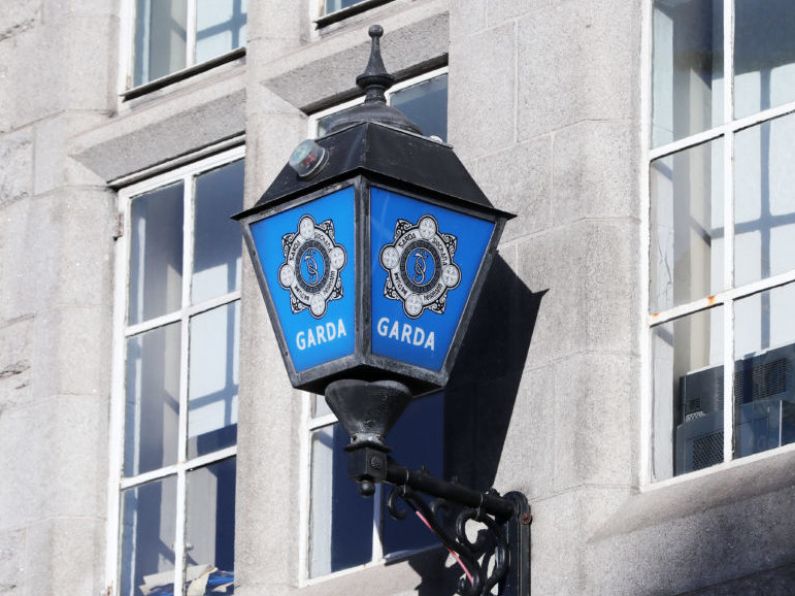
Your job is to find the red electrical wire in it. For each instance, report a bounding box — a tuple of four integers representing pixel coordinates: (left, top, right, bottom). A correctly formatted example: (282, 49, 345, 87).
(414, 510, 475, 586)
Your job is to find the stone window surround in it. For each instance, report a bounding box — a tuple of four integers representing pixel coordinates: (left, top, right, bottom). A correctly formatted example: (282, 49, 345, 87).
(105, 145, 245, 596)
(642, 0, 795, 488)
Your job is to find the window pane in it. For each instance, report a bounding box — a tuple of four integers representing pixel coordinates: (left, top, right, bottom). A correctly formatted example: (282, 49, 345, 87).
(735, 0, 795, 118)
(652, 0, 723, 147)
(315, 106, 357, 138)
(734, 283, 795, 459)
(125, 323, 181, 477)
(325, 0, 367, 14)
(133, 0, 187, 86)
(192, 160, 244, 304)
(196, 0, 247, 64)
(188, 302, 239, 459)
(129, 182, 184, 325)
(650, 139, 724, 312)
(186, 458, 237, 595)
(309, 425, 373, 577)
(382, 393, 444, 556)
(652, 307, 724, 480)
(120, 476, 177, 596)
(734, 114, 795, 286)
(390, 74, 449, 141)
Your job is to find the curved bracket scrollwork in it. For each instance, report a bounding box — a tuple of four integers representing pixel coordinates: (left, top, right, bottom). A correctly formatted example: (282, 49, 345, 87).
(387, 484, 511, 596)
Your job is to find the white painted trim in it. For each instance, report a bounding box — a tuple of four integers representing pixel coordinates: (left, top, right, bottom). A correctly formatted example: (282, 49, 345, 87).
(638, 0, 654, 489)
(644, 0, 795, 486)
(117, 0, 135, 96)
(186, 0, 198, 68)
(108, 146, 245, 592)
(722, 0, 736, 465)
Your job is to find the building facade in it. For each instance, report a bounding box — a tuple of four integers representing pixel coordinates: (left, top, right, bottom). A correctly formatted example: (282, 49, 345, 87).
(2, 0, 795, 594)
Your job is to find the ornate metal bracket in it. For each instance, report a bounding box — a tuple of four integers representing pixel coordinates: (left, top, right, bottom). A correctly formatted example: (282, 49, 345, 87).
(379, 460, 530, 595)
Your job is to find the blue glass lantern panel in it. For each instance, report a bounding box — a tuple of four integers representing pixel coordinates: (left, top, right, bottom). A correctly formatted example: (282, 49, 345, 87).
(250, 187, 356, 373)
(370, 186, 495, 371)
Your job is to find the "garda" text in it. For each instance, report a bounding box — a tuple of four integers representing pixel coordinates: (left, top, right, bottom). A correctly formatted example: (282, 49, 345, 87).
(376, 317, 435, 351)
(296, 318, 347, 351)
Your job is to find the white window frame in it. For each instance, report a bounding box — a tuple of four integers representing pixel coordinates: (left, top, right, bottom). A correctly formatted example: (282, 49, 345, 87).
(118, 0, 247, 96)
(105, 145, 245, 596)
(298, 68, 449, 584)
(641, 0, 795, 490)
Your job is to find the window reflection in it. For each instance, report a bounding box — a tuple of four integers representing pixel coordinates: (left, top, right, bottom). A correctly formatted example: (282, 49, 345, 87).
(650, 139, 724, 311)
(735, 113, 795, 286)
(129, 183, 184, 325)
(735, 0, 795, 118)
(120, 477, 177, 596)
(652, 0, 723, 147)
(188, 303, 240, 459)
(192, 160, 244, 304)
(652, 308, 724, 480)
(391, 75, 448, 142)
(734, 284, 795, 459)
(125, 324, 181, 477)
(134, 0, 187, 86)
(196, 0, 247, 64)
(186, 459, 237, 594)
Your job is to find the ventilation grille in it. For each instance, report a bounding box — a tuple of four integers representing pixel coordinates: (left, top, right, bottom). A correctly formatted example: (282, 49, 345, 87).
(692, 430, 723, 471)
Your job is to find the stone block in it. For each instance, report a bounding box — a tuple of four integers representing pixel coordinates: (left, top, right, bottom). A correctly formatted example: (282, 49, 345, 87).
(486, 0, 534, 25)
(492, 363, 557, 500)
(34, 113, 108, 194)
(0, 2, 41, 43)
(552, 353, 636, 492)
(0, 395, 108, 530)
(31, 189, 115, 308)
(449, 0, 486, 40)
(31, 305, 112, 399)
(471, 135, 553, 242)
(448, 21, 516, 162)
(551, 120, 637, 225)
(0, 528, 25, 595)
(0, 130, 33, 207)
(0, 200, 39, 324)
(25, 517, 104, 596)
(0, 315, 33, 410)
(517, 0, 639, 139)
(516, 220, 638, 367)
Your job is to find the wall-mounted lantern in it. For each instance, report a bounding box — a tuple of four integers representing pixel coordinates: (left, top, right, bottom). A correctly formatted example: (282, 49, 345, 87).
(235, 26, 530, 596)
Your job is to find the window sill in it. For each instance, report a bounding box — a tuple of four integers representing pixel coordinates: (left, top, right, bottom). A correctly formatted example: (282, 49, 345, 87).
(122, 47, 246, 101)
(315, 0, 395, 29)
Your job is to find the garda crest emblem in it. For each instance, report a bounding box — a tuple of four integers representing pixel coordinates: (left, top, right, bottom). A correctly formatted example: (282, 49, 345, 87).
(278, 215, 347, 318)
(379, 215, 461, 318)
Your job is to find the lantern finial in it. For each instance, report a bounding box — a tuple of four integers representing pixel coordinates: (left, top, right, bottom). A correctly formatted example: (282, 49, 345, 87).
(356, 25, 395, 104)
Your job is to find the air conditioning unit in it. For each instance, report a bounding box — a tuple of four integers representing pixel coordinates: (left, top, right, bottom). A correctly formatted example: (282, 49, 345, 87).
(675, 342, 795, 475)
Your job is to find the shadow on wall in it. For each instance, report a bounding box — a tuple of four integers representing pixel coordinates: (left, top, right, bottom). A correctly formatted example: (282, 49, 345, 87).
(400, 253, 545, 595)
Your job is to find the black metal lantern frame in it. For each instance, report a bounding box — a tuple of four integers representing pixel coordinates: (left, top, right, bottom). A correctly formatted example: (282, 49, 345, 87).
(236, 122, 511, 396)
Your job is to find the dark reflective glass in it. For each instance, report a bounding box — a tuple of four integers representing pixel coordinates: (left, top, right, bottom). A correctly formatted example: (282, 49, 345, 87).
(129, 182, 184, 325)
(125, 323, 181, 476)
(382, 392, 444, 556)
(652, 308, 724, 480)
(309, 425, 373, 577)
(133, 0, 187, 86)
(192, 160, 244, 304)
(652, 0, 723, 147)
(735, 0, 795, 118)
(186, 458, 237, 594)
(734, 114, 795, 286)
(120, 476, 177, 596)
(734, 283, 795, 459)
(196, 0, 247, 63)
(188, 302, 239, 459)
(391, 75, 449, 142)
(325, 0, 367, 14)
